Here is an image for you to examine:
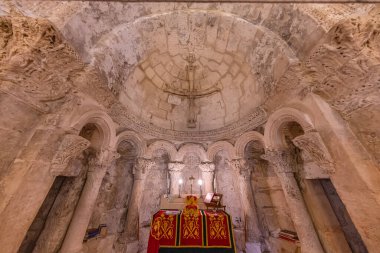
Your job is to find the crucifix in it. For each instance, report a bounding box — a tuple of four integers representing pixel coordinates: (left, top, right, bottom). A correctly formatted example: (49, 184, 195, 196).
(164, 53, 220, 128)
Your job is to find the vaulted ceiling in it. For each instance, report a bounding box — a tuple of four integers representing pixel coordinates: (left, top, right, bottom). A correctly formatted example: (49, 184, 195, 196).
(4, 1, 379, 143)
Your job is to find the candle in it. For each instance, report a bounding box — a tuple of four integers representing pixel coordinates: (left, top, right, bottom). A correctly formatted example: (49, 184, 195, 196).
(179, 179, 183, 198)
(198, 179, 203, 198)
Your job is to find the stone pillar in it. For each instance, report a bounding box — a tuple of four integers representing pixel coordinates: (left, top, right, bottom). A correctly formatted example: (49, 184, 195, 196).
(230, 159, 262, 249)
(123, 158, 154, 253)
(262, 149, 324, 253)
(199, 162, 215, 194)
(168, 162, 185, 196)
(0, 130, 90, 253)
(33, 159, 88, 253)
(59, 150, 119, 253)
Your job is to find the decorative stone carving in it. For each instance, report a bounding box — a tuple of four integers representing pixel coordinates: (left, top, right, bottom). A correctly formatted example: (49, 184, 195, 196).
(228, 158, 262, 243)
(122, 158, 155, 251)
(50, 134, 90, 177)
(261, 148, 324, 253)
(60, 148, 120, 253)
(282, 12, 380, 121)
(292, 132, 335, 175)
(133, 158, 154, 180)
(0, 16, 73, 110)
(198, 162, 215, 173)
(229, 159, 252, 180)
(168, 162, 186, 196)
(260, 149, 295, 174)
(207, 141, 236, 162)
(168, 162, 186, 172)
(145, 140, 177, 161)
(234, 131, 265, 159)
(111, 104, 267, 142)
(199, 162, 215, 194)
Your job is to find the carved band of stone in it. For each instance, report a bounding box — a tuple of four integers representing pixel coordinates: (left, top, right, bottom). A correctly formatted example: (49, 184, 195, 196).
(292, 132, 335, 174)
(198, 162, 215, 172)
(133, 158, 154, 180)
(168, 162, 186, 172)
(111, 105, 267, 142)
(50, 134, 90, 176)
(261, 149, 294, 174)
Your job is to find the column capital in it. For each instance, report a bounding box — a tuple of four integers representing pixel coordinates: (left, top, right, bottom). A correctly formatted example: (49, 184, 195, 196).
(50, 134, 90, 176)
(229, 159, 252, 179)
(261, 149, 294, 173)
(199, 162, 215, 172)
(133, 158, 154, 180)
(292, 132, 335, 174)
(100, 148, 121, 164)
(168, 162, 185, 172)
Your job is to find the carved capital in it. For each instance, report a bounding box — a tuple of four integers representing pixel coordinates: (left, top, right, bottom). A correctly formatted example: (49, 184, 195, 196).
(261, 149, 294, 174)
(168, 162, 186, 172)
(133, 158, 154, 180)
(50, 134, 90, 176)
(292, 132, 335, 174)
(199, 162, 215, 173)
(229, 159, 252, 179)
(102, 149, 121, 165)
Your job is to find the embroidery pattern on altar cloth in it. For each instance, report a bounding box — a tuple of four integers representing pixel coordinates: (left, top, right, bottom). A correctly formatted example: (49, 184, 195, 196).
(151, 214, 175, 240)
(209, 214, 227, 239)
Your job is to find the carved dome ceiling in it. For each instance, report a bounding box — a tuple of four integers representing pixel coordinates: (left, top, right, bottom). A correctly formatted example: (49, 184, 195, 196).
(9, 1, 376, 140)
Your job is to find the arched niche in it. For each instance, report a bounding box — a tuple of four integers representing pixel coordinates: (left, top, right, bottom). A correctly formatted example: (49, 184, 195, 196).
(235, 131, 265, 159)
(69, 109, 117, 151)
(176, 143, 208, 162)
(115, 131, 146, 158)
(264, 107, 315, 150)
(207, 141, 236, 162)
(144, 140, 177, 161)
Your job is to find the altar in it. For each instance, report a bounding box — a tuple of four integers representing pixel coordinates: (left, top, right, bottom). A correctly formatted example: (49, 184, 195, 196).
(147, 196, 236, 253)
(160, 195, 206, 210)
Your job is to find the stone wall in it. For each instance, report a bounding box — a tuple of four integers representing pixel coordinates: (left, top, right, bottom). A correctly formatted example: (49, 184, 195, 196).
(1, 3, 380, 253)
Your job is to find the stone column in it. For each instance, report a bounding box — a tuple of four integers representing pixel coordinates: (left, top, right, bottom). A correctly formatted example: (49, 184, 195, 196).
(123, 158, 154, 253)
(168, 162, 185, 196)
(199, 162, 215, 194)
(59, 150, 119, 253)
(262, 149, 324, 253)
(230, 159, 262, 250)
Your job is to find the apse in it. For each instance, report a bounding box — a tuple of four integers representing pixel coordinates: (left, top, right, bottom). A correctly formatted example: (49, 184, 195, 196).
(0, 2, 379, 253)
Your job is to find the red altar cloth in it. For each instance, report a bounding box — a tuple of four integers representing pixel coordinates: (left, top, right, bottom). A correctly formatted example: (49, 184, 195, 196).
(147, 208, 235, 253)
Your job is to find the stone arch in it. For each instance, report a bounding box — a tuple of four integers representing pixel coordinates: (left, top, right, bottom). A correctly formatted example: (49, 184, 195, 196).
(176, 143, 208, 162)
(207, 141, 236, 161)
(115, 130, 147, 157)
(235, 131, 265, 158)
(69, 109, 116, 150)
(264, 107, 315, 149)
(145, 140, 177, 161)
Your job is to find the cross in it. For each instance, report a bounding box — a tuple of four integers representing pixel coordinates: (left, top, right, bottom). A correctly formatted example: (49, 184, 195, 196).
(164, 53, 220, 128)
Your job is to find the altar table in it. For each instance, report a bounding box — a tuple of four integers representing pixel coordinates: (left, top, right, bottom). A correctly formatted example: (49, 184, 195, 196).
(147, 209, 236, 253)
